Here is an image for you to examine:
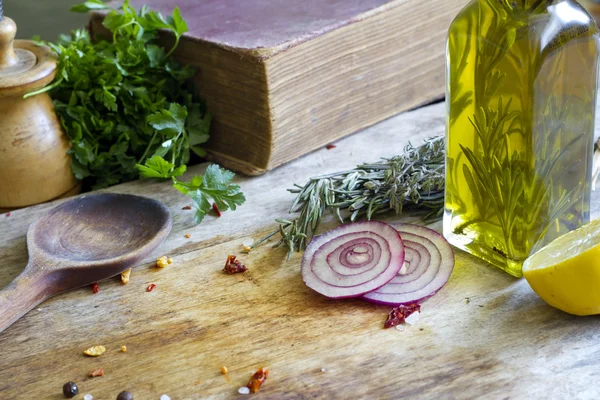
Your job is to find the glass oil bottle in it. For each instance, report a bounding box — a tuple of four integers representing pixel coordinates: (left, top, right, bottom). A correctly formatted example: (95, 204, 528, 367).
(444, 0, 599, 277)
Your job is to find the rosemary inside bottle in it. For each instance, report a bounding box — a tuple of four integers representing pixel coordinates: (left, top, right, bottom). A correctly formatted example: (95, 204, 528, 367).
(444, 0, 598, 277)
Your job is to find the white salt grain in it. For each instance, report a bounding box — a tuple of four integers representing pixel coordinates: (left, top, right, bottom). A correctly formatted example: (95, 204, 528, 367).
(238, 386, 251, 395)
(160, 395, 171, 400)
(395, 325, 405, 332)
(404, 311, 421, 325)
(84, 395, 93, 400)
(321, 367, 327, 372)
(242, 238, 254, 247)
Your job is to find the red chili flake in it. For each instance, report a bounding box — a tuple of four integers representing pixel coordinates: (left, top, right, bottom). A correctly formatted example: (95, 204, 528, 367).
(5, 212, 10, 217)
(146, 283, 156, 292)
(88, 367, 105, 377)
(384, 303, 421, 329)
(182, 205, 192, 210)
(326, 144, 336, 150)
(212, 203, 222, 217)
(223, 255, 248, 274)
(247, 367, 268, 393)
(91, 283, 99, 294)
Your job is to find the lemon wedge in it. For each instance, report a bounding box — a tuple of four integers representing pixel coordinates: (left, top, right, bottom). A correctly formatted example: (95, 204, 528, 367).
(523, 218, 600, 316)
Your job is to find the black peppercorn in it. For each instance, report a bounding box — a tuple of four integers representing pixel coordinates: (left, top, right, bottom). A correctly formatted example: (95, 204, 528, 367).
(116, 391, 134, 400)
(62, 381, 79, 398)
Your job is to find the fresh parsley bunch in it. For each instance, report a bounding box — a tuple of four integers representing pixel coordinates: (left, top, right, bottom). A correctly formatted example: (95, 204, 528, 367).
(139, 156, 246, 223)
(28, 0, 245, 222)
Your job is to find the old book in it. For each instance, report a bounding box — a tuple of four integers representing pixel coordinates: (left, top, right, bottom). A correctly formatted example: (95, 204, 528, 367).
(91, 0, 467, 175)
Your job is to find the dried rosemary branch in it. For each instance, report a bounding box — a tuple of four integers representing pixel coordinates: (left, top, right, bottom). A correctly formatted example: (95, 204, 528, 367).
(254, 137, 445, 258)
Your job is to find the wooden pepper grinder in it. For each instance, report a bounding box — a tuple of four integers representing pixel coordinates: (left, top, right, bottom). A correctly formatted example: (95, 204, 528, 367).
(0, 2, 79, 210)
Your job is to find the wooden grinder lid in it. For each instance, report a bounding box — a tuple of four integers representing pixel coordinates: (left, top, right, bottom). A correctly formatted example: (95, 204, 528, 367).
(0, 7, 57, 96)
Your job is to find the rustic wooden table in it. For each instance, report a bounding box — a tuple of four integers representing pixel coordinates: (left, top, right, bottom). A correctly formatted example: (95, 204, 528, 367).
(1, 101, 600, 399)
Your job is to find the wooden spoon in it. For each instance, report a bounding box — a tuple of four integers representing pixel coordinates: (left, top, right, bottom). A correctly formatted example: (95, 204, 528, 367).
(0, 193, 172, 334)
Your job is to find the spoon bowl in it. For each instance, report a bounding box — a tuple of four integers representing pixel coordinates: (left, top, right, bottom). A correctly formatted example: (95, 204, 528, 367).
(0, 193, 172, 334)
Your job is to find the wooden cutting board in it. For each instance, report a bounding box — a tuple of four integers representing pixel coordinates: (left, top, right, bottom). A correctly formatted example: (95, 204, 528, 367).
(1, 101, 600, 399)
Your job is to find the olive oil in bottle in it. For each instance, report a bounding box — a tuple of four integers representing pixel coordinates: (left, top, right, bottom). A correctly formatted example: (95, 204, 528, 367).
(444, 0, 599, 277)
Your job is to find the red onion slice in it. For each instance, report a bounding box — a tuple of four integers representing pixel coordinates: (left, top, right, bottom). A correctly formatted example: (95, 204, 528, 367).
(301, 221, 405, 299)
(363, 223, 454, 306)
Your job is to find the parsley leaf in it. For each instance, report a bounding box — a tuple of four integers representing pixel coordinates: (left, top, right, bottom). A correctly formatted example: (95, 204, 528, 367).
(169, 7, 188, 37)
(70, 0, 109, 13)
(25, 0, 245, 225)
(28, 0, 210, 191)
(147, 103, 187, 137)
(136, 155, 186, 178)
(136, 159, 245, 223)
(171, 164, 246, 223)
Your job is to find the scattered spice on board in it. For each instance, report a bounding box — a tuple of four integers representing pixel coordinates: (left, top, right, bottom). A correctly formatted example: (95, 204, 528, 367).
(212, 203, 222, 217)
(384, 304, 421, 329)
(247, 368, 269, 393)
(116, 391, 134, 400)
(147, 284, 157, 292)
(182, 205, 192, 210)
(221, 366, 228, 374)
(91, 283, 99, 294)
(121, 269, 131, 285)
(404, 311, 421, 325)
(88, 368, 104, 378)
(121, 345, 127, 353)
(223, 255, 248, 274)
(326, 144, 336, 150)
(156, 256, 173, 268)
(185, 233, 191, 239)
(62, 381, 79, 398)
(83, 345, 106, 357)
(242, 239, 254, 253)
(238, 387, 250, 395)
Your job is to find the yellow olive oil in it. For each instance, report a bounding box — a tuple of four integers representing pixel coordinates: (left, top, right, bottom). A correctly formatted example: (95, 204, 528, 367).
(444, 0, 599, 277)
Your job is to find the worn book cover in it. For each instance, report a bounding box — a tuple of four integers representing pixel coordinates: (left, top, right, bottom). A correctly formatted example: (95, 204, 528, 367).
(91, 0, 467, 174)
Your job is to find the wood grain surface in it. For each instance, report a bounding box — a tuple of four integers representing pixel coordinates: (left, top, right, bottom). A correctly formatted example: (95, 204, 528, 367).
(1, 101, 600, 399)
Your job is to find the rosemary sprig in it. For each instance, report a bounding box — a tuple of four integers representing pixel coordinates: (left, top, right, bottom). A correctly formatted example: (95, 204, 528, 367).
(256, 137, 445, 259)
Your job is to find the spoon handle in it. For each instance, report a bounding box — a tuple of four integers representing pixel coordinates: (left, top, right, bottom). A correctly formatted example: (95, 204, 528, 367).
(0, 267, 54, 334)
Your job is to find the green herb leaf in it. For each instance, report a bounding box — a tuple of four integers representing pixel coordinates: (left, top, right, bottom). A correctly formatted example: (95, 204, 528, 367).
(147, 103, 187, 137)
(70, 0, 110, 13)
(188, 189, 212, 223)
(141, 11, 172, 32)
(169, 7, 188, 37)
(137, 155, 183, 178)
(146, 44, 166, 67)
(102, 11, 131, 32)
(25, 1, 230, 224)
(172, 164, 246, 221)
